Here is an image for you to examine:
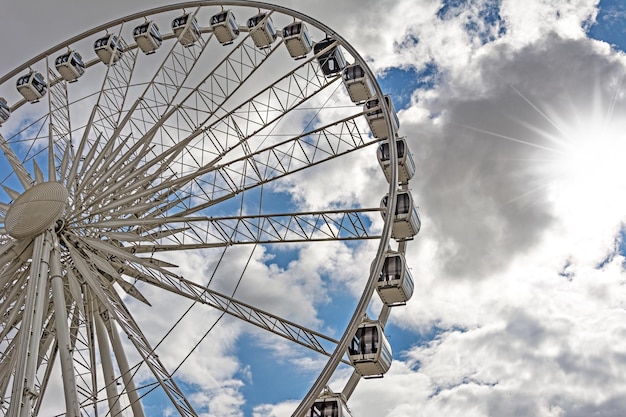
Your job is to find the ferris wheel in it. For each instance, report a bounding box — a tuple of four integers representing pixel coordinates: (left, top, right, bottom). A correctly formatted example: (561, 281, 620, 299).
(0, 2, 420, 417)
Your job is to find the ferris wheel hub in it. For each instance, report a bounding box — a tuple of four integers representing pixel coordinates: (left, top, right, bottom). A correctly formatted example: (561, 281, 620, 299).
(5, 181, 69, 239)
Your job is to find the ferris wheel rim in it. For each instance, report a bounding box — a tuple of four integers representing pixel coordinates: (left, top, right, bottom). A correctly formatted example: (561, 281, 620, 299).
(0, 2, 403, 416)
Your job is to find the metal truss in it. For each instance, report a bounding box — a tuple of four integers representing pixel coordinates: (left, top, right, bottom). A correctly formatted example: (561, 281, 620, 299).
(0, 2, 407, 417)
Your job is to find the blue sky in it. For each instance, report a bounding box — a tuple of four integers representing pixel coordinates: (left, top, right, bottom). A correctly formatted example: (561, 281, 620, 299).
(3, 1, 626, 417)
(589, 0, 626, 50)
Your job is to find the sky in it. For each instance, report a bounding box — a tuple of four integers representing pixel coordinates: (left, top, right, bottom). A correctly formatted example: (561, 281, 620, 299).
(2, 0, 626, 417)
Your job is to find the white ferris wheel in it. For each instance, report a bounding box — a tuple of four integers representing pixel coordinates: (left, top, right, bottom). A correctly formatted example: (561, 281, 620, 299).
(0, 2, 420, 417)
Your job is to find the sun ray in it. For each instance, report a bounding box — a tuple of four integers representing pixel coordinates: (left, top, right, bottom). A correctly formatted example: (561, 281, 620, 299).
(450, 121, 564, 153)
(493, 70, 572, 139)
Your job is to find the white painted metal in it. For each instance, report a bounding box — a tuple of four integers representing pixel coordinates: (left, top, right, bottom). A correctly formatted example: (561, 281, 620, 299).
(94, 311, 124, 417)
(102, 306, 147, 417)
(0, 2, 418, 417)
(9, 232, 52, 417)
(49, 244, 80, 417)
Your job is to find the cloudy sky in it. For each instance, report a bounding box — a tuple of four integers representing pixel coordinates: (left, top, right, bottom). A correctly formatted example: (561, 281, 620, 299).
(2, 0, 626, 416)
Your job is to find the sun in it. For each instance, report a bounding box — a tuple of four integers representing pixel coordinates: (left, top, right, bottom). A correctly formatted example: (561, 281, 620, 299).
(552, 116, 625, 191)
(541, 98, 626, 216)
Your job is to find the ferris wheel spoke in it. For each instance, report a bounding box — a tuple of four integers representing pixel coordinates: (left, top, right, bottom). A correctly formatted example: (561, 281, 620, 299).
(177, 209, 380, 245)
(127, 113, 368, 222)
(45, 63, 74, 183)
(70, 284, 104, 416)
(69, 136, 215, 221)
(74, 32, 217, 200)
(64, 43, 338, 223)
(31, 160, 45, 185)
(0, 133, 34, 191)
(71, 208, 379, 247)
(128, 9, 210, 122)
(90, 34, 280, 199)
(9, 232, 55, 417)
(92, 33, 138, 130)
(183, 115, 371, 216)
(0, 289, 26, 342)
(0, 239, 33, 272)
(0, 340, 17, 404)
(170, 36, 280, 134)
(65, 85, 360, 225)
(64, 34, 138, 194)
(61, 235, 196, 417)
(97, 281, 197, 417)
(59, 230, 343, 360)
(99, 41, 333, 210)
(183, 52, 338, 169)
(104, 253, 343, 361)
(31, 311, 62, 416)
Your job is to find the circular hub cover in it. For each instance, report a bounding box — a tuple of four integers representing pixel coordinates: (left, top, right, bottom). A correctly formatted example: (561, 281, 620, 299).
(5, 182, 69, 239)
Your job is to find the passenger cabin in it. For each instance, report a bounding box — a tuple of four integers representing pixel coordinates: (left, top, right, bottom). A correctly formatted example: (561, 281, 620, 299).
(377, 137, 416, 185)
(282, 21, 312, 59)
(374, 251, 414, 306)
(172, 14, 202, 47)
(303, 392, 352, 417)
(133, 21, 162, 54)
(348, 319, 392, 377)
(94, 34, 124, 66)
(16, 71, 47, 103)
(210, 10, 239, 45)
(247, 12, 277, 49)
(0, 98, 10, 125)
(380, 191, 420, 241)
(55, 51, 85, 82)
(342, 64, 375, 103)
(314, 38, 346, 77)
(364, 95, 399, 139)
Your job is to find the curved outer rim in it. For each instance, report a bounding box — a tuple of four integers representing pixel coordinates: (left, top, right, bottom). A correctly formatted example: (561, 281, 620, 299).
(0, 2, 400, 416)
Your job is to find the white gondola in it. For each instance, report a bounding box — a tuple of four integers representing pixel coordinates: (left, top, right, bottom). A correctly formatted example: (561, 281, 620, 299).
(377, 137, 416, 185)
(16, 71, 47, 103)
(133, 21, 162, 54)
(342, 64, 375, 103)
(374, 251, 414, 306)
(313, 38, 346, 77)
(172, 13, 202, 47)
(282, 21, 312, 59)
(364, 95, 399, 139)
(94, 34, 124, 66)
(210, 10, 240, 45)
(0, 98, 10, 125)
(247, 12, 277, 49)
(55, 51, 85, 82)
(303, 392, 352, 417)
(380, 190, 421, 241)
(348, 319, 392, 377)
